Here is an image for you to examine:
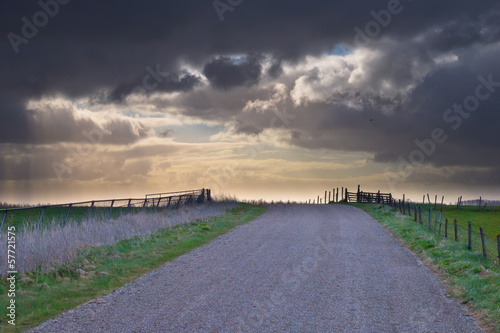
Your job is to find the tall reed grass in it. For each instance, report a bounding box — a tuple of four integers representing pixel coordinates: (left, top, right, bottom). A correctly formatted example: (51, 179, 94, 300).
(0, 202, 235, 276)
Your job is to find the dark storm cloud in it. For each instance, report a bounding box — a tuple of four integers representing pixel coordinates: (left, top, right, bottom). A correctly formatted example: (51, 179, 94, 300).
(426, 11, 500, 53)
(2, 0, 498, 106)
(106, 72, 202, 104)
(2, 0, 500, 186)
(283, 48, 500, 176)
(267, 59, 284, 79)
(203, 55, 262, 90)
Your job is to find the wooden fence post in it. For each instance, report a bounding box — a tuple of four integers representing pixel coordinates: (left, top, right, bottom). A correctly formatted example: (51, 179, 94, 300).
(419, 207, 422, 224)
(434, 213, 438, 234)
(438, 214, 442, 237)
(329, 191, 331, 203)
(126, 198, 132, 214)
(402, 195, 406, 215)
(37, 207, 46, 229)
(357, 184, 360, 202)
(317, 195, 319, 205)
(422, 195, 425, 206)
(108, 200, 115, 220)
(336, 188, 339, 202)
(428, 208, 432, 230)
(468, 221, 472, 250)
(89, 201, 95, 219)
(479, 196, 482, 210)
(480, 227, 487, 258)
(434, 212, 438, 233)
(325, 191, 327, 205)
(454, 219, 458, 241)
(497, 235, 500, 265)
(0, 210, 7, 235)
(197, 189, 205, 204)
(445, 218, 448, 239)
(341, 187, 344, 201)
(63, 204, 72, 227)
(440, 196, 444, 212)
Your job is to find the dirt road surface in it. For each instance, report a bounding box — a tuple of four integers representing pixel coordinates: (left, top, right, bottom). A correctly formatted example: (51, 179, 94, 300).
(31, 204, 482, 332)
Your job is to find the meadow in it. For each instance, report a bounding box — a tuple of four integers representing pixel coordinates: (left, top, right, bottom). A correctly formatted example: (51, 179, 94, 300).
(412, 204, 500, 260)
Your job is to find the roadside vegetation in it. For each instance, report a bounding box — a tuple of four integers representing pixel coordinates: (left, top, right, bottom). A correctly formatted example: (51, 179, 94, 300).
(1, 203, 238, 276)
(0, 203, 266, 332)
(355, 203, 500, 332)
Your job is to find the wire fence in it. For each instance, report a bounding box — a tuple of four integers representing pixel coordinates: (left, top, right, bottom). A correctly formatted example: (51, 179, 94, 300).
(0, 188, 211, 235)
(388, 198, 500, 266)
(311, 185, 500, 266)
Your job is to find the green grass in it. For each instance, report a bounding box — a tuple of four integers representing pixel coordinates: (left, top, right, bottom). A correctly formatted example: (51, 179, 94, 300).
(444, 205, 500, 241)
(404, 204, 500, 260)
(0, 203, 266, 332)
(417, 204, 500, 239)
(354, 203, 500, 332)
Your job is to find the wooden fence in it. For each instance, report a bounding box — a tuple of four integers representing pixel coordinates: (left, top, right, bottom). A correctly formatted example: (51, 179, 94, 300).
(0, 188, 211, 235)
(345, 185, 392, 204)
(311, 185, 391, 205)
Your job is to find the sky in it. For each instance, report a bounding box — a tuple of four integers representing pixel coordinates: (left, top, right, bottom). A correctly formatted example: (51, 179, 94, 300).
(1, 0, 500, 204)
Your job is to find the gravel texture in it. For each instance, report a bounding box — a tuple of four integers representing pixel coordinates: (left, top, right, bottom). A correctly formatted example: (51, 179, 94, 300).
(30, 204, 483, 332)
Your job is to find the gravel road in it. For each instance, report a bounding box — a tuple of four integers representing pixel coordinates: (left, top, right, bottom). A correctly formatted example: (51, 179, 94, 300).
(30, 204, 482, 332)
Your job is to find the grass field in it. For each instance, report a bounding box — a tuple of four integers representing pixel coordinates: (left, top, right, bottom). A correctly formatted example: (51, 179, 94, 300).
(0, 203, 266, 332)
(417, 204, 500, 236)
(408, 204, 500, 260)
(356, 203, 500, 332)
